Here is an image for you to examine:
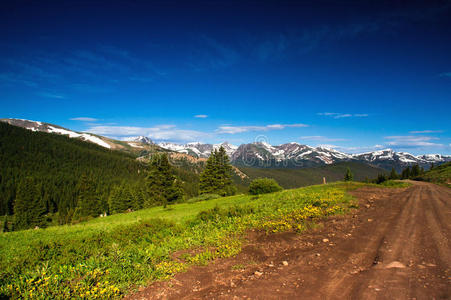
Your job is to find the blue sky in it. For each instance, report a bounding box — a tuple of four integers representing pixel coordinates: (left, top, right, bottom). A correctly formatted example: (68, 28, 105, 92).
(1, 0, 451, 154)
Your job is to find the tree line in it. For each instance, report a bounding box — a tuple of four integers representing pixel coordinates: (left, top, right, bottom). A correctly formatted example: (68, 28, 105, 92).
(368, 164, 427, 184)
(1, 123, 237, 231)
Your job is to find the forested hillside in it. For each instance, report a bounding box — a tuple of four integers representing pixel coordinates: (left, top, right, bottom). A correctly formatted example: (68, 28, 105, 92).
(239, 161, 387, 188)
(0, 122, 148, 227)
(0, 121, 390, 231)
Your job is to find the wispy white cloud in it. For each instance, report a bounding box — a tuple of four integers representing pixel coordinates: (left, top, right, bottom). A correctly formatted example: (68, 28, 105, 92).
(187, 35, 240, 71)
(384, 135, 443, 148)
(439, 72, 451, 78)
(409, 130, 443, 134)
(0, 72, 38, 87)
(86, 124, 209, 142)
(70, 83, 114, 94)
(4, 59, 60, 80)
(300, 136, 347, 142)
(194, 114, 208, 118)
(317, 112, 368, 119)
(217, 123, 308, 134)
(70, 117, 99, 122)
(321, 144, 385, 154)
(129, 76, 154, 83)
(37, 92, 65, 99)
(249, 4, 451, 61)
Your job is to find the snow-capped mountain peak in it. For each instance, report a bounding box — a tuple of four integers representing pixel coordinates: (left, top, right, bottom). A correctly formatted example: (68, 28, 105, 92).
(157, 141, 238, 158)
(3, 118, 449, 171)
(123, 136, 153, 145)
(0, 118, 112, 149)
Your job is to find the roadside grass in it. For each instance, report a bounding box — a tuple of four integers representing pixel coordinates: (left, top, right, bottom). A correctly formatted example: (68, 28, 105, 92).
(0, 181, 399, 299)
(417, 162, 451, 188)
(378, 180, 412, 188)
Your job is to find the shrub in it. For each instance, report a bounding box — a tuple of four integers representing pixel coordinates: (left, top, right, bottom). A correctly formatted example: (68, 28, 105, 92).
(379, 180, 410, 188)
(195, 205, 254, 223)
(186, 194, 221, 204)
(375, 174, 388, 184)
(248, 178, 283, 195)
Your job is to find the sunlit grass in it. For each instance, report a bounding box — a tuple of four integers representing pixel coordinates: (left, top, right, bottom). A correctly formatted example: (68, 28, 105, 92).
(0, 181, 396, 299)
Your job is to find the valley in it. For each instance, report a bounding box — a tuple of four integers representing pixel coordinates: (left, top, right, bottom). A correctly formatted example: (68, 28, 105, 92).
(0, 119, 450, 299)
(2, 2, 450, 299)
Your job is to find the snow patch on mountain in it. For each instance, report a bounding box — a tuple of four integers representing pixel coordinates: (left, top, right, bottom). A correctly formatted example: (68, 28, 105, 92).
(123, 136, 153, 145)
(158, 142, 238, 158)
(1, 118, 111, 149)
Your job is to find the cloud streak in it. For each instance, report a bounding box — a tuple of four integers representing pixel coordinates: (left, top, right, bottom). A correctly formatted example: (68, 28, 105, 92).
(409, 130, 443, 134)
(194, 114, 208, 118)
(70, 117, 99, 122)
(317, 112, 368, 119)
(217, 123, 308, 134)
(86, 124, 209, 142)
(300, 136, 347, 142)
(37, 92, 65, 99)
(384, 135, 443, 148)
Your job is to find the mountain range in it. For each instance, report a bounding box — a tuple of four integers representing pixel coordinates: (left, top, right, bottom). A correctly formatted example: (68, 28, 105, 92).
(156, 140, 449, 171)
(2, 118, 450, 171)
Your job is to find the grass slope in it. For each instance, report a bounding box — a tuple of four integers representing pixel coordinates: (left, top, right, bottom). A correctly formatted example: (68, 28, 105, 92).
(419, 162, 451, 187)
(239, 161, 387, 189)
(0, 181, 404, 299)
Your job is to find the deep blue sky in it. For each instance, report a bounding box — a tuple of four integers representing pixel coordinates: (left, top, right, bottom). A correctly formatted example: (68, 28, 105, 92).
(1, 0, 451, 154)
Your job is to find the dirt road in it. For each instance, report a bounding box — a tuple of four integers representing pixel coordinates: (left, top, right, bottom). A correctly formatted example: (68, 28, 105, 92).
(130, 181, 451, 299)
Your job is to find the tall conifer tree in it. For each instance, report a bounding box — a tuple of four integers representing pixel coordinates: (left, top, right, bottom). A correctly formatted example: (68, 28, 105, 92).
(389, 167, 398, 180)
(344, 167, 354, 181)
(146, 153, 183, 207)
(14, 177, 46, 229)
(74, 174, 101, 218)
(199, 146, 236, 196)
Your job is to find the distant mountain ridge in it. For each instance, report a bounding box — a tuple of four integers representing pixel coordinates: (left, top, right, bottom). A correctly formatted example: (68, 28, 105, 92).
(158, 141, 450, 171)
(158, 141, 238, 158)
(123, 136, 153, 145)
(2, 118, 450, 171)
(0, 118, 113, 149)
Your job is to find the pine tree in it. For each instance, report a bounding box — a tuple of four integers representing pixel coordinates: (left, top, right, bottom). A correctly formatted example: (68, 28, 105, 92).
(108, 185, 125, 214)
(199, 149, 218, 195)
(146, 153, 183, 207)
(216, 146, 236, 196)
(376, 173, 387, 184)
(401, 166, 411, 179)
(131, 184, 145, 210)
(2, 215, 8, 233)
(14, 177, 46, 230)
(199, 146, 236, 196)
(411, 164, 420, 178)
(344, 167, 353, 182)
(389, 167, 398, 180)
(74, 174, 101, 218)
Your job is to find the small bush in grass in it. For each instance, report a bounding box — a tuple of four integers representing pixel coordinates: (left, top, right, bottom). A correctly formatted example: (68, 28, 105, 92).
(248, 178, 283, 195)
(379, 180, 411, 188)
(186, 194, 221, 204)
(375, 174, 388, 184)
(195, 205, 254, 223)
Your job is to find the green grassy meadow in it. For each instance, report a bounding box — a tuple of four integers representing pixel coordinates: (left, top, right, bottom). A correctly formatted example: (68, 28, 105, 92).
(0, 181, 406, 299)
(420, 162, 451, 187)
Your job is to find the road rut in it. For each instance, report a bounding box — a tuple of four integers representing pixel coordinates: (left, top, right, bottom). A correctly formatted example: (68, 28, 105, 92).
(130, 181, 451, 300)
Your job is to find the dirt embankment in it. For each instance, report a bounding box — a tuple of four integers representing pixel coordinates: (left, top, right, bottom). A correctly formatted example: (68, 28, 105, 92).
(128, 181, 451, 300)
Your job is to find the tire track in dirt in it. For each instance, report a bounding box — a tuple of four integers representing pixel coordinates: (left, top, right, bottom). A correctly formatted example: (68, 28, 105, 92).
(128, 182, 450, 300)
